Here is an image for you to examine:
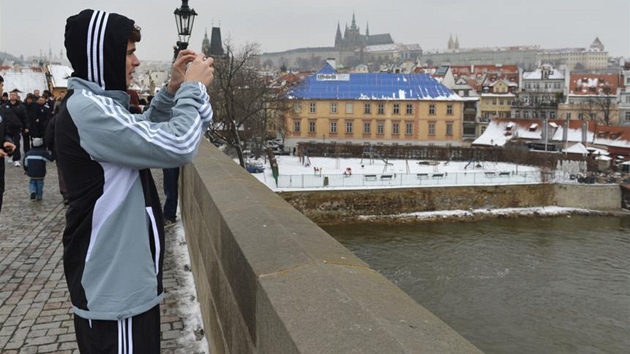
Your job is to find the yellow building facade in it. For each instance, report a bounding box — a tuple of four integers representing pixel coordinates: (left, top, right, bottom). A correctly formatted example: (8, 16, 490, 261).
(287, 99, 464, 146)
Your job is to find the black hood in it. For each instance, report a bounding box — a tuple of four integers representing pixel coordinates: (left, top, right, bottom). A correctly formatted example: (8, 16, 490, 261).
(65, 9, 135, 92)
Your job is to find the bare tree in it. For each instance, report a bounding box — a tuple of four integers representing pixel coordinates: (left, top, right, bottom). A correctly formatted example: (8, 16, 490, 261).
(587, 86, 615, 126)
(207, 40, 291, 168)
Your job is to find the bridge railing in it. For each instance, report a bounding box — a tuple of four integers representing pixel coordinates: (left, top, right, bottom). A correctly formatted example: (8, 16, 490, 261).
(179, 140, 482, 354)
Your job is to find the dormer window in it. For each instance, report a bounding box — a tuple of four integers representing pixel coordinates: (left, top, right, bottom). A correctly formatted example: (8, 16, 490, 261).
(529, 123, 538, 132)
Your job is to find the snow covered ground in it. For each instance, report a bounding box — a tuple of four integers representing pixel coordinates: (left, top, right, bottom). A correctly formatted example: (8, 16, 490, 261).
(249, 155, 551, 191)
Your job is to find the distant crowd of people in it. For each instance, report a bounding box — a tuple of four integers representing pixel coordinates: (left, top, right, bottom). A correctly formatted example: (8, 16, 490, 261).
(0, 76, 67, 207)
(0, 87, 64, 167)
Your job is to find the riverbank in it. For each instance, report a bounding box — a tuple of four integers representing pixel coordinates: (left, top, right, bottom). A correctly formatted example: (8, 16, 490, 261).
(355, 206, 628, 225)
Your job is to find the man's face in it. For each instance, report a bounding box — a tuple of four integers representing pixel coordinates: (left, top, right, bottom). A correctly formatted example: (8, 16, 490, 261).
(126, 41, 140, 88)
(37, 97, 46, 105)
(33, 89, 40, 97)
(9, 92, 18, 102)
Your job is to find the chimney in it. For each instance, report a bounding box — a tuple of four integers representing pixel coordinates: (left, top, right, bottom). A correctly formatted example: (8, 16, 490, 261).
(326, 58, 336, 70)
(582, 121, 588, 146)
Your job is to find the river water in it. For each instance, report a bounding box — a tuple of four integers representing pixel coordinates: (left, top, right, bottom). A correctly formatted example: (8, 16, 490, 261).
(323, 215, 630, 354)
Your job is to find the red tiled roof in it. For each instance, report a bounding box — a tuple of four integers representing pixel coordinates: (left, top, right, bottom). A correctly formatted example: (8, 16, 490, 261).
(568, 73, 620, 95)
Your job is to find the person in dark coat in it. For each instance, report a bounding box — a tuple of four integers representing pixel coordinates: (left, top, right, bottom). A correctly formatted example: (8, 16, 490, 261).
(6, 90, 28, 166)
(32, 96, 52, 138)
(22, 137, 53, 200)
(0, 75, 17, 212)
(23, 94, 38, 152)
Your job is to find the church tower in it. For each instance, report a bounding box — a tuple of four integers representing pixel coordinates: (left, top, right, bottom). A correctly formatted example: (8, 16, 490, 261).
(210, 27, 225, 57)
(335, 22, 343, 48)
(201, 28, 211, 56)
(590, 37, 604, 51)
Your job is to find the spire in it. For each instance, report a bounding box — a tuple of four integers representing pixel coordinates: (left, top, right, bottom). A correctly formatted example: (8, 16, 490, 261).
(335, 22, 343, 48)
(201, 28, 211, 56)
(448, 34, 454, 49)
(366, 22, 370, 37)
(351, 12, 357, 30)
(454, 35, 459, 49)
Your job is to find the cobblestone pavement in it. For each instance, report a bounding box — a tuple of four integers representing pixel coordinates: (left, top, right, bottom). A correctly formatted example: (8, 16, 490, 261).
(0, 158, 206, 353)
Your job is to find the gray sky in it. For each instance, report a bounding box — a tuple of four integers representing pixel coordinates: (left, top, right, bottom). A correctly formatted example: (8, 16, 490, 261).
(1, 0, 628, 63)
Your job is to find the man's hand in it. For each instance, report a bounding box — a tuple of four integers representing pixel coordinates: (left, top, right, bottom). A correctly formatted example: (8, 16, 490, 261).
(184, 54, 215, 88)
(167, 49, 197, 94)
(0, 142, 15, 158)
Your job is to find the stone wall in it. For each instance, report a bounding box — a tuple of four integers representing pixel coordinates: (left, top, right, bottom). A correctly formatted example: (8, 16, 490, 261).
(278, 184, 621, 224)
(179, 140, 482, 354)
(554, 183, 622, 210)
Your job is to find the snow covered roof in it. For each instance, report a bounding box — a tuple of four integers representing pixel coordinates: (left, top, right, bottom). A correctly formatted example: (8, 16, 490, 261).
(472, 118, 545, 147)
(563, 143, 589, 155)
(0, 68, 48, 98)
(522, 66, 565, 80)
(569, 73, 619, 95)
(287, 63, 461, 101)
(476, 118, 630, 153)
(47, 64, 73, 89)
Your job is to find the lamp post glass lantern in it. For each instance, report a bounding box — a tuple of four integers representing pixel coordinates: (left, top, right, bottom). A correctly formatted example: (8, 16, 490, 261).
(174, 0, 197, 52)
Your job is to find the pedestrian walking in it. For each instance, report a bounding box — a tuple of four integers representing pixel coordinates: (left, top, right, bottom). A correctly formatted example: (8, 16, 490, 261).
(22, 137, 52, 201)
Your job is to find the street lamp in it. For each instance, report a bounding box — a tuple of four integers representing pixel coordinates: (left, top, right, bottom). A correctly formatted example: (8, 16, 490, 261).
(173, 0, 198, 58)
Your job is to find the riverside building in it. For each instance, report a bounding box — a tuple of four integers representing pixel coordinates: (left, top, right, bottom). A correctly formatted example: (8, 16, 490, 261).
(284, 61, 464, 149)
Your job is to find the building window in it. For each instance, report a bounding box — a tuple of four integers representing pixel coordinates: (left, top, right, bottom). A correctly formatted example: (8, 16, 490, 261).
(293, 120, 300, 132)
(393, 103, 400, 114)
(447, 104, 453, 115)
(625, 96, 630, 103)
(428, 121, 436, 136)
(550, 111, 556, 119)
(566, 113, 572, 120)
(625, 112, 630, 121)
(377, 103, 384, 115)
(446, 122, 453, 136)
(309, 120, 316, 133)
(499, 99, 504, 106)
(309, 102, 316, 114)
(330, 102, 337, 114)
(392, 122, 400, 135)
(406, 104, 413, 115)
(405, 122, 413, 135)
(330, 121, 337, 134)
(293, 103, 301, 113)
(363, 121, 371, 134)
(377, 121, 385, 134)
(345, 103, 353, 114)
(364, 103, 372, 114)
(429, 104, 435, 115)
(492, 98, 497, 105)
(345, 121, 353, 134)
(578, 113, 584, 120)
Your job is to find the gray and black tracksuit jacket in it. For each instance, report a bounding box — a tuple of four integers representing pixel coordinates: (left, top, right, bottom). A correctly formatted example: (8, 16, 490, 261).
(56, 9, 213, 321)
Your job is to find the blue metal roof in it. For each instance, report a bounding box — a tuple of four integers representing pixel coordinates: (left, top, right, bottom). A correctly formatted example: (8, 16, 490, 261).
(287, 63, 459, 101)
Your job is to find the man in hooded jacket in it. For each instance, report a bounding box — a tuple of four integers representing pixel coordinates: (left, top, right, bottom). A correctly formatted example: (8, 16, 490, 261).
(56, 9, 214, 353)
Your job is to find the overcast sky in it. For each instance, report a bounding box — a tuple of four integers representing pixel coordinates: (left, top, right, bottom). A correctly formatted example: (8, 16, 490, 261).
(1, 0, 628, 63)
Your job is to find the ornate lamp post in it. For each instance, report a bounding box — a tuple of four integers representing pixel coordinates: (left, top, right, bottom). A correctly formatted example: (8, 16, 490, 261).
(173, 0, 198, 59)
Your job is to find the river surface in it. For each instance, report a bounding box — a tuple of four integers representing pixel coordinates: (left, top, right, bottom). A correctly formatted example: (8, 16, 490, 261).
(323, 216, 630, 354)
